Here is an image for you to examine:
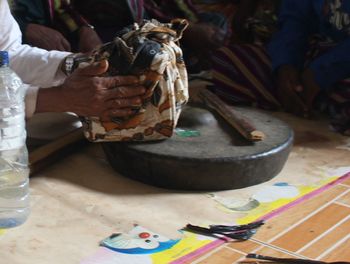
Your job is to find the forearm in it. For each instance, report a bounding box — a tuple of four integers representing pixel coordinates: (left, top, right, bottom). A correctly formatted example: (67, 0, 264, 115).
(9, 44, 70, 87)
(25, 58, 69, 117)
(35, 86, 67, 114)
(25, 85, 67, 118)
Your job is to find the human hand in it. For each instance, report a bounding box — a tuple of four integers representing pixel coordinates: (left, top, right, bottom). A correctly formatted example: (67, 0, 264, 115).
(78, 26, 103, 53)
(59, 60, 145, 120)
(183, 22, 226, 52)
(25, 23, 71, 51)
(276, 65, 309, 117)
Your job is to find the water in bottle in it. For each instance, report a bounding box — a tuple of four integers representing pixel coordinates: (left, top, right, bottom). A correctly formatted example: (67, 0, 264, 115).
(0, 51, 30, 228)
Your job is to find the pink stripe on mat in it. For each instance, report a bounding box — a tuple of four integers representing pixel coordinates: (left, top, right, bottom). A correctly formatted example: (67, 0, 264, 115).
(172, 172, 350, 264)
(259, 172, 350, 221)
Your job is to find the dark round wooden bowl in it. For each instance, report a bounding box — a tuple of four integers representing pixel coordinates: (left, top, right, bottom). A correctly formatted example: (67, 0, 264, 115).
(102, 105, 293, 191)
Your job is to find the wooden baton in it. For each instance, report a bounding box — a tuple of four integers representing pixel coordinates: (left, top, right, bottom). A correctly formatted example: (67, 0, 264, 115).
(198, 89, 265, 142)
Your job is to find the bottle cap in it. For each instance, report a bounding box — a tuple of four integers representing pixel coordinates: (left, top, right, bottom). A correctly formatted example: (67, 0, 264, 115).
(0, 51, 9, 66)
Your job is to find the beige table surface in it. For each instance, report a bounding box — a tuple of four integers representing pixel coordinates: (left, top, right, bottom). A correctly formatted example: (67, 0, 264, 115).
(1, 111, 350, 264)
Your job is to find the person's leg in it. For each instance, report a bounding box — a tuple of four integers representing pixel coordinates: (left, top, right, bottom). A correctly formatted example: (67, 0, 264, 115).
(211, 42, 350, 136)
(321, 80, 350, 136)
(304, 37, 350, 136)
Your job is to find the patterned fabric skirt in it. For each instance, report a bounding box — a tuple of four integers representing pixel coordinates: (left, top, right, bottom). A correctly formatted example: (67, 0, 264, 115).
(211, 44, 280, 109)
(211, 42, 350, 136)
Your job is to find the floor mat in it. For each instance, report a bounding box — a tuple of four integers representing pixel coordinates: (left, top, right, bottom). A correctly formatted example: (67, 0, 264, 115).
(80, 170, 350, 264)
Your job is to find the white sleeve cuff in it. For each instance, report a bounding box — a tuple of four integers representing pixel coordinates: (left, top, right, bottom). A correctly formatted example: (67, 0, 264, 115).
(24, 84, 39, 119)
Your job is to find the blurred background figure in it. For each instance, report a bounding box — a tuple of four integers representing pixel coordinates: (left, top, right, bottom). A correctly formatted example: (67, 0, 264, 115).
(211, 0, 350, 136)
(12, 0, 103, 52)
(11, 0, 282, 69)
(11, 0, 233, 71)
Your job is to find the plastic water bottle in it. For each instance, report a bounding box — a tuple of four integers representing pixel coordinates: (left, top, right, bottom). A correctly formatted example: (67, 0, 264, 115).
(0, 51, 30, 228)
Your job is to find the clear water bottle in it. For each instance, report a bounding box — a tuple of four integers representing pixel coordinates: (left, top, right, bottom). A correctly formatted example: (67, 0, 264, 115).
(0, 51, 30, 228)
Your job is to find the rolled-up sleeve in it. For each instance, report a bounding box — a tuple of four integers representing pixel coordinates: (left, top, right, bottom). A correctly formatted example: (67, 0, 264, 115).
(24, 85, 39, 118)
(9, 44, 70, 88)
(0, 0, 70, 117)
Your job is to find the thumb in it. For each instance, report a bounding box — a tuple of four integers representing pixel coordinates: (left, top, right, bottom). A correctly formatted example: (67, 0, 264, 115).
(76, 59, 109, 76)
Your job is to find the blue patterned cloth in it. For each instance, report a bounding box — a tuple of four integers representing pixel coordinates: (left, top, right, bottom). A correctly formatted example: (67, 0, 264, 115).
(268, 0, 350, 91)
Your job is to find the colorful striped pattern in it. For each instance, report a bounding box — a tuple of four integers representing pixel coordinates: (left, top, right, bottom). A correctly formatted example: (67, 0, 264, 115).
(212, 44, 280, 110)
(183, 173, 350, 263)
(211, 41, 350, 135)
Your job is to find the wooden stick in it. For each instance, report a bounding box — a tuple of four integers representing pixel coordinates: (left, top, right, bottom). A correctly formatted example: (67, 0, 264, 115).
(199, 89, 265, 142)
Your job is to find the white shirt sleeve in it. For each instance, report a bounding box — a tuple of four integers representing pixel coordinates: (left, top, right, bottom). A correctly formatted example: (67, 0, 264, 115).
(0, 0, 71, 117)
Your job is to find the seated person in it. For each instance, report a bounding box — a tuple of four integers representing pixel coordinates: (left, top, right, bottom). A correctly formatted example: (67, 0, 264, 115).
(143, 0, 231, 72)
(211, 0, 350, 135)
(1, 0, 145, 121)
(11, 0, 103, 52)
(11, 0, 228, 71)
(145, 0, 278, 73)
